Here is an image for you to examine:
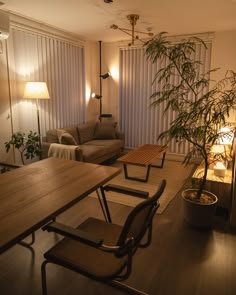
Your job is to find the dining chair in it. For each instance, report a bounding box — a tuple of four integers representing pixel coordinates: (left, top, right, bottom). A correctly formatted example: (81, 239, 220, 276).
(41, 179, 166, 295)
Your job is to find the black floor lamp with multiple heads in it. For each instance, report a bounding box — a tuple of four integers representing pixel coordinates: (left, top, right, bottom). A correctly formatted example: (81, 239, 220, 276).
(92, 40, 112, 121)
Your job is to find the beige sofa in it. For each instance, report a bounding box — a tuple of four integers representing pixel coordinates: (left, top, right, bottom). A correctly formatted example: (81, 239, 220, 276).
(42, 121, 124, 164)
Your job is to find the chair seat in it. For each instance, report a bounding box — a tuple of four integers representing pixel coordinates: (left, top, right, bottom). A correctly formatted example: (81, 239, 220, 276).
(44, 218, 127, 280)
(41, 180, 166, 295)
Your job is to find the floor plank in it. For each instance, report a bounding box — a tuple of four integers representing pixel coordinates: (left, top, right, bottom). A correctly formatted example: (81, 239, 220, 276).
(0, 188, 236, 295)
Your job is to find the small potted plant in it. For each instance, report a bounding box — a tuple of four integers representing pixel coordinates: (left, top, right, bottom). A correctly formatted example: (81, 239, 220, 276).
(145, 33, 236, 228)
(5, 131, 41, 165)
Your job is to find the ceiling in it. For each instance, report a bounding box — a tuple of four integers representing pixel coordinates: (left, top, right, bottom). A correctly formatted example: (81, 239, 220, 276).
(1, 0, 236, 42)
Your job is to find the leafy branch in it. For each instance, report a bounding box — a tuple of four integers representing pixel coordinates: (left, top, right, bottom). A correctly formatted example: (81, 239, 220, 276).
(5, 131, 41, 165)
(145, 33, 236, 199)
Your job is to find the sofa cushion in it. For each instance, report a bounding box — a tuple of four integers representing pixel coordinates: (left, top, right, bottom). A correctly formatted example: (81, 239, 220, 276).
(63, 127, 79, 144)
(46, 129, 59, 143)
(56, 127, 79, 144)
(77, 122, 96, 144)
(84, 139, 123, 151)
(93, 121, 117, 139)
(79, 145, 106, 162)
(59, 132, 78, 145)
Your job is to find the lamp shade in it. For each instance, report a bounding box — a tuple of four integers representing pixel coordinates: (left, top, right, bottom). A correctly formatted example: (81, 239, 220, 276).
(23, 82, 50, 99)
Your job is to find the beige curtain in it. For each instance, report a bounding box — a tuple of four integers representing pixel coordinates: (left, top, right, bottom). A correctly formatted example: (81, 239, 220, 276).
(119, 37, 212, 157)
(7, 26, 85, 137)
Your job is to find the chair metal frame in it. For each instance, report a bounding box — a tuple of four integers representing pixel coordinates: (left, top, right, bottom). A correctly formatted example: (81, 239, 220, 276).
(41, 179, 166, 295)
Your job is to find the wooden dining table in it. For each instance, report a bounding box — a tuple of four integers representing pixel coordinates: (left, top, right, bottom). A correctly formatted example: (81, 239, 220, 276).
(0, 157, 120, 254)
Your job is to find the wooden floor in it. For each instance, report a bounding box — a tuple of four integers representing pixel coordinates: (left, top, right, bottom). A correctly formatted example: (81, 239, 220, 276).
(1, 187, 236, 295)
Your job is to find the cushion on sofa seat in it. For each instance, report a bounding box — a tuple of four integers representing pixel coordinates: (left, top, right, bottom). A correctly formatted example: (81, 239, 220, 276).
(79, 145, 107, 162)
(59, 132, 78, 145)
(93, 121, 117, 139)
(77, 121, 96, 144)
(84, 139, 123, 150)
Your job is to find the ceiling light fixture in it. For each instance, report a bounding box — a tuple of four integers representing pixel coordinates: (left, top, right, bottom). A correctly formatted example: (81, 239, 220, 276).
(104, 0, 113, 3)
(111, 14, 154, 46)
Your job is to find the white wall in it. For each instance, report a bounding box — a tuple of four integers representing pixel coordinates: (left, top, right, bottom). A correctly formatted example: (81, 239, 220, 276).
(101, 42, 120, 122)
(85, 41, 120, 122)
(211, 30, 236, 125)
(84, 40, 100, 121)
(211, 30, 236, 77)
(211, 32, 236, 227)
(102, 42, 120, 122)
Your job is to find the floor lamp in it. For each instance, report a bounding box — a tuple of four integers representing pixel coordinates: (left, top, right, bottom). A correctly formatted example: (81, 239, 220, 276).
(23, 82, 50, 158)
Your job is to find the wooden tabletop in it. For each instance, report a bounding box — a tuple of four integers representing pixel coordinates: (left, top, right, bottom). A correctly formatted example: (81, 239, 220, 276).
(0, 158, 120, 254)
(117, 144, 168, 166)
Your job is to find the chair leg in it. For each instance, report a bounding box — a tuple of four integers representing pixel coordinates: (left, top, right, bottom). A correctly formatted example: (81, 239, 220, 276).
(110, 280, 149, 295)
(41, 260, 49, 295)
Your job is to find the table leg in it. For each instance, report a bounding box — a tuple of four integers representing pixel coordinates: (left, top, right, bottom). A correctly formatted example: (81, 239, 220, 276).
(124, 163, 151, 183)
(151, 152, 166, 168)
(18, 232, 35, 247)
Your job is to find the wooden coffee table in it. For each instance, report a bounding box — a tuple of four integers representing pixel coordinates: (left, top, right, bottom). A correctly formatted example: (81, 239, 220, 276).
(117, 144, 168, 182)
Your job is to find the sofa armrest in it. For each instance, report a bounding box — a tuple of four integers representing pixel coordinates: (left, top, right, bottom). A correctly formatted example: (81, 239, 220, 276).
(41, 142, 51, 159)
(43, 142, 83, 161)
(75, 146, 83, 161)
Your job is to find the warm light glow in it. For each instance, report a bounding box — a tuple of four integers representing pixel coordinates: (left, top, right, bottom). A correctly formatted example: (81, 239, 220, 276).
(85, 85, 92, 104)
(23, 82, 50, 99)
(110, 66, 119, 80)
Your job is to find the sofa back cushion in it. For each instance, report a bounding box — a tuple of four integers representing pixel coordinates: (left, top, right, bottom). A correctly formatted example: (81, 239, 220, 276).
(56, 127, 79, 144)
(59, 132, 78, 145)
(77, 121, 96, 144)
(93, 121, 117, 139)
(46, 129, 59, 143)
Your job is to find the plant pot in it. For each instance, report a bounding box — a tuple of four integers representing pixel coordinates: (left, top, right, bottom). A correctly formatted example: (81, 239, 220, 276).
(182, 189, 218, 229)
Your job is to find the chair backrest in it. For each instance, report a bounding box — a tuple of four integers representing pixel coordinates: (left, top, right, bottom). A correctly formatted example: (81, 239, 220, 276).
(116, 179, 166, 256)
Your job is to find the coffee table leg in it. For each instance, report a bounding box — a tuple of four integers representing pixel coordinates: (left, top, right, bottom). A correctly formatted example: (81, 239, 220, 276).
(123, 163, 151, 183)
(151, 152, 166, 168)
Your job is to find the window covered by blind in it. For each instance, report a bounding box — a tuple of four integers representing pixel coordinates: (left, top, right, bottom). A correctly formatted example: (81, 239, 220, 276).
(8, 26, 85, 136)
(119, 36, 212, 157)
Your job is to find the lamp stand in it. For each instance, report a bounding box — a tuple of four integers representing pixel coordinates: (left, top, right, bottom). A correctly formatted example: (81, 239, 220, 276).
(99, 40, 102, 121)
(36, 99, 42, 159)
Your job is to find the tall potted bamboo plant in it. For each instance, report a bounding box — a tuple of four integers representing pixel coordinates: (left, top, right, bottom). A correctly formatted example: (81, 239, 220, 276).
(145, 33, 236, 228)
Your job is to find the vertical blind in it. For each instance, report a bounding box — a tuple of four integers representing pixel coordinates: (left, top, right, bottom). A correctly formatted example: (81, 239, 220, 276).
(8, 27, 85, 137)
(119, 39, 212, 156)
